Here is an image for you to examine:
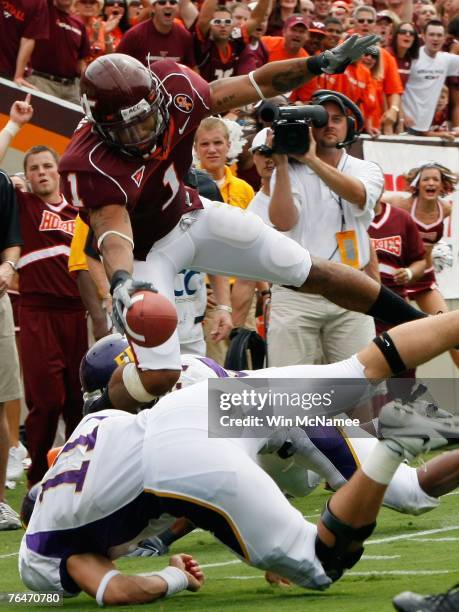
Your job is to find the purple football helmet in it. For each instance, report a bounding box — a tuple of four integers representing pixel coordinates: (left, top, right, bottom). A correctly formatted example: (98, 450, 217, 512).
(79, 333, 134, 394)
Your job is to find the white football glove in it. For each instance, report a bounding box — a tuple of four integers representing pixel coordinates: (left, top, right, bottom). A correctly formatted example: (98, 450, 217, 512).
(110, 271, 157, 335)
(311, 34, 381, 75)
(432, 240, 454, 274)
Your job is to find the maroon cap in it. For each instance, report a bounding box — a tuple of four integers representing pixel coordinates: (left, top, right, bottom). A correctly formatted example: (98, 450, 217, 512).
(308, 21, 327, 35)
(284, 14, 309, 30)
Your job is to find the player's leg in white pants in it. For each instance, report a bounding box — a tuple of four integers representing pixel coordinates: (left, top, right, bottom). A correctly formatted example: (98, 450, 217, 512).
(144, 426, 331, 591)
(131, 202, 311, 370)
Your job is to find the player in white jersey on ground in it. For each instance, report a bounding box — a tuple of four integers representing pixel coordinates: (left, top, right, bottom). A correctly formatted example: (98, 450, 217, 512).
(19, 311, 459, 605)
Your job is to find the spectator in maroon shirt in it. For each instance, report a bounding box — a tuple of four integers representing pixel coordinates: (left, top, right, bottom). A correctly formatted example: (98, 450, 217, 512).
(195, 0, 271, 81)
(117, 0, 197, 69)
(237, 12, 270, 74)
(26, 0, 91, 105)
(0, 0, 49, 87)
(387, 21, 420, 88)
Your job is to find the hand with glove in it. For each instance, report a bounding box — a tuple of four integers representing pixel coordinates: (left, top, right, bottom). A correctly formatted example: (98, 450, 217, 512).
(110, 270, 157, 335)
(126, 535, 169, 558)
(308, 34, 381, 75)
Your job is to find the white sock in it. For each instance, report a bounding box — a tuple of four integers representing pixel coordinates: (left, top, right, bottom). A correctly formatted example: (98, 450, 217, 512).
(361, 440, 403, 485)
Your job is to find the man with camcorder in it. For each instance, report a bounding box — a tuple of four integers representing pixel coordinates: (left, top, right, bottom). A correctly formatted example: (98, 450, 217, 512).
(262, 91, 384, 366)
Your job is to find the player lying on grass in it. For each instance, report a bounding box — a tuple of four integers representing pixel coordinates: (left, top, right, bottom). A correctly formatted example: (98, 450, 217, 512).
(111, 357, 459, 558)
(19, 312, 459, 605)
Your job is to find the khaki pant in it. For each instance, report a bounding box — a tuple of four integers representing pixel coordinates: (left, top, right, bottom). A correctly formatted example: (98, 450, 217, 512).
(26, 75, 81, 106)
(0, 294, 22, 402)
(267, 287, 375, 366)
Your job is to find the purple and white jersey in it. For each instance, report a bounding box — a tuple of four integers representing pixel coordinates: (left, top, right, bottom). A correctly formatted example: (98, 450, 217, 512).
(19, 409, 155, 596)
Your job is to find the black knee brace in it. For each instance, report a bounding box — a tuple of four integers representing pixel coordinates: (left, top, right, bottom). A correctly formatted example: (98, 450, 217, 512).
(315, 501, 376, 583)
(373, 331, 407, 376)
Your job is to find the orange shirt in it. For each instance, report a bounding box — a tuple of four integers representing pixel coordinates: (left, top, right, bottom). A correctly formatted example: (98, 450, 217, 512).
(380, 47, 404, 95)
(262, 36, 309, 62)
(290, 63, 372, 108)
(364, 50, 403, 130)
(290, 72, 347, 103)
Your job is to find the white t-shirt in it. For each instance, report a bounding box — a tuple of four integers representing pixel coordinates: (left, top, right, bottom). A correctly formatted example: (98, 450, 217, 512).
(270, 152, 383, 267)
(247, 190, 272, 226)
(403, 47, 459, 131)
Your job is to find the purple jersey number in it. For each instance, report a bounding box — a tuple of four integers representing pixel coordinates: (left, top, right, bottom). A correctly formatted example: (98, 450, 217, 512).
(39, 424, 101, 501)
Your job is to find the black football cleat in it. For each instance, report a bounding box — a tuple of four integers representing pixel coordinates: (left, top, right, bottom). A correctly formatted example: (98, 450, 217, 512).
(393, 582, 459, 611)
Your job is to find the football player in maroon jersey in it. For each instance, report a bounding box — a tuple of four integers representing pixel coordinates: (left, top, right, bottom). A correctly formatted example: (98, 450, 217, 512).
(59, 40, 431, 413)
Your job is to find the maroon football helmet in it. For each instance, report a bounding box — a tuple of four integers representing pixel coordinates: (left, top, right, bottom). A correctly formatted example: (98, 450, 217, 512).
(80, 54, 170, 157)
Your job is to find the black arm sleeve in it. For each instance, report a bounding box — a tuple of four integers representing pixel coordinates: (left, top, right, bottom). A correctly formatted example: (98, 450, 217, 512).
(0, 170, 22, 251)
(83, 227, 100, 261)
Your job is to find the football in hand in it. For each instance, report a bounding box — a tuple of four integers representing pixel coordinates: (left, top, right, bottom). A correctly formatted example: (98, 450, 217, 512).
(124, 290, 178, 348)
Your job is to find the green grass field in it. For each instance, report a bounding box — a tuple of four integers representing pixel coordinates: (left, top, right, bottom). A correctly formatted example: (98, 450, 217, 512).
(1, 462, 459, 612)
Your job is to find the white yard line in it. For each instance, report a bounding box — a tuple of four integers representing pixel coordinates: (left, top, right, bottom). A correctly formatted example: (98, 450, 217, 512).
(412, 537, 459, 542)
(367, 525, 459, 545)
(348, 570, 455, 576)
(0, 552, 19, 559)
(361, 555, 400, 560)
(224, 569, 456, 581)
(201, 559, 242, 569)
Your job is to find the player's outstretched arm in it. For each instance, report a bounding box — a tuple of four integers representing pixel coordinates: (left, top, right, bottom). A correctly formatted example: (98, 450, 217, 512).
(89, 204, 134, 281)
(358, 310, 459, 381)
(66, 552, 204, 605)
(89, 204, 155, 335)
(209, 34, 379, 114)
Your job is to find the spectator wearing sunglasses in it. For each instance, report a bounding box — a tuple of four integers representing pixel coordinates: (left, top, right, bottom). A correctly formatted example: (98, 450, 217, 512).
(353, 5, 404, 134)
(102, 0, 130, 48)
(386, 21, 419, 132)
(117, 0, 197, 69)
(388, 21, 420, 87)
(360, 46, 386, 135)
(194, 0, 271, 81)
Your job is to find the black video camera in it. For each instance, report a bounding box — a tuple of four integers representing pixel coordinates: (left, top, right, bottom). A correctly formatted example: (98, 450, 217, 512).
(258, 103, 328, 155)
